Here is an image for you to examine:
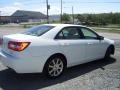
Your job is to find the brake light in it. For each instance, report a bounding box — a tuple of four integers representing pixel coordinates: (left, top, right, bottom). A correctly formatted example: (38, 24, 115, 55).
(8, 41, 30, 52)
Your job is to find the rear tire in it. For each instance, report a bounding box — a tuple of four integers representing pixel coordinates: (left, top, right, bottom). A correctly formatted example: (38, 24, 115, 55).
(43, 56, 66, 78)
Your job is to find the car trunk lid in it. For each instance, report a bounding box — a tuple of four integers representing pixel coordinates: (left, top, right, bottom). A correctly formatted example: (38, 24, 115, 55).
(1, 34, 35, 56)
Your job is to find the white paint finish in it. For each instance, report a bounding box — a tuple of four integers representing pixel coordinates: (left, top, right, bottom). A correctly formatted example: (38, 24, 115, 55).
(84, 39, 108, 61)
(56, 39, 86, 67)
(0, 24, 115, 73)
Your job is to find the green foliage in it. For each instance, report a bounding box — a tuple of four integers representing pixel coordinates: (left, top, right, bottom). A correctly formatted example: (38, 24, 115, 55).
(76, 13, 120, 26)
(77, 14, 85, 22)
(62, 13, 70, 23)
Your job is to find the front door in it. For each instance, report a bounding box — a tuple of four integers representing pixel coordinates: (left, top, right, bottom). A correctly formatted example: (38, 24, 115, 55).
(80, 27, 106, 61)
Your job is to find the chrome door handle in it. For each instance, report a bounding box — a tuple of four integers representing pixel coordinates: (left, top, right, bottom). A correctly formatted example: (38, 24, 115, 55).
(88, 43, 93, 45)
(61, 43, 69, 46)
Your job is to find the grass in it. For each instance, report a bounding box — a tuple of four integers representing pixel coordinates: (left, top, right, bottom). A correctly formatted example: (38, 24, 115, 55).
(105, 24, 120, 28)
(92, 24, 120, 28)
(20, 22, 62, 28)
(20, 22, 46, 28)
(0, 23, 120, 34)
(93, 28, 120, 34)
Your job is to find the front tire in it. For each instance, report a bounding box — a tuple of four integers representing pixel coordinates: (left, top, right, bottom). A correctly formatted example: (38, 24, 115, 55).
(43, 56, 65, 78)
(104, 47, 112, 59)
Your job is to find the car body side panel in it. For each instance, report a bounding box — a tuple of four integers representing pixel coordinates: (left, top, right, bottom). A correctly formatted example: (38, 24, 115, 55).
(0, 25, 115, 74)
(84, 39, 109, 61)
(55, 39, 86, 67)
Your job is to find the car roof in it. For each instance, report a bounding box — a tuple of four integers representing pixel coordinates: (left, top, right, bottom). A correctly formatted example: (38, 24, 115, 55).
(44, 24, 86, 28)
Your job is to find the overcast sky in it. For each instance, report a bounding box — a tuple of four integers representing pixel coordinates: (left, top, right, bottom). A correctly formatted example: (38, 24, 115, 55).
(0, 0, 120, 16)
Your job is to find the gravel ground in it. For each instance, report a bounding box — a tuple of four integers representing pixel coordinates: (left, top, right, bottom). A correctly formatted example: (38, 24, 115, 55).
(0, 27, 120, 90)
(41, 69, 120, 90)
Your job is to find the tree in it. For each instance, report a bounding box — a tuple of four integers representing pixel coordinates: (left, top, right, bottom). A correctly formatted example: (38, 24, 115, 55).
(62, 13, 70, 23)
(76, 14, 85, 22)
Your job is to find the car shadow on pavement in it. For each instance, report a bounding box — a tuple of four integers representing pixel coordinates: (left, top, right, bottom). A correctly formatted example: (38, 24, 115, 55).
(0, 57, 116, 90)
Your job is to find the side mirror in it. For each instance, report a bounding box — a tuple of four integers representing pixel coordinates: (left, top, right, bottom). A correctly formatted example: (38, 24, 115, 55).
(97, 36, 104, 40)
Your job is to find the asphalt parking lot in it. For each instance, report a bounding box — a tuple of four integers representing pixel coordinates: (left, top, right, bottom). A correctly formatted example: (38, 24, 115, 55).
(0, 27, 120, 90)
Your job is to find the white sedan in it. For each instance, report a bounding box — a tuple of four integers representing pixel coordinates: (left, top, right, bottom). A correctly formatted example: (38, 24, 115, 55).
(0, 24, 115, 78)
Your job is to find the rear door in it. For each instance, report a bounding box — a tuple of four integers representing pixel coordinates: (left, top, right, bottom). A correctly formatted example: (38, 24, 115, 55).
(55, 27, 86, 66)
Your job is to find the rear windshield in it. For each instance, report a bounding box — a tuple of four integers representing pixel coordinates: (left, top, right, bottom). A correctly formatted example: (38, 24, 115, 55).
(22, 25, 55, 36)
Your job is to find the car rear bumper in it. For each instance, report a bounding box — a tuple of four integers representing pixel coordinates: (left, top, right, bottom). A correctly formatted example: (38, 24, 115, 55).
(0, 50, 44, 73)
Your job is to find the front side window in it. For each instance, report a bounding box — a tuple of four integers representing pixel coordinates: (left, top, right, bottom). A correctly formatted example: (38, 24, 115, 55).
(23, 25, 54, 36)
(56, 27, 81, 39)
(81, 28, 98, 39)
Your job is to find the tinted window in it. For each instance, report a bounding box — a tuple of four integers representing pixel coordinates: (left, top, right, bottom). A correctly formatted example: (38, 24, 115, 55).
(23, 25, 54, 36)
(81, 28, 98, 39)
(56, 27, 81, 39)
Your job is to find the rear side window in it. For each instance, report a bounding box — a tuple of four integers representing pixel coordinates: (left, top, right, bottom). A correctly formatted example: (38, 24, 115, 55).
(56, 27, 81, 39)
(23, 25, 54, 36)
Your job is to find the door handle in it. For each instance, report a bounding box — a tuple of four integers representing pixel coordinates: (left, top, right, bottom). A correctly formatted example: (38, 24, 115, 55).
(88, 42, 93, 45)
(60, 43, 69, 46)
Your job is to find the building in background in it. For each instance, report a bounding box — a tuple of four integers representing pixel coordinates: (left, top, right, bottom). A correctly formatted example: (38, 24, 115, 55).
(11, 10, 47, 23)
(0, 16, 11, 24)
(0, 10, 62, 24)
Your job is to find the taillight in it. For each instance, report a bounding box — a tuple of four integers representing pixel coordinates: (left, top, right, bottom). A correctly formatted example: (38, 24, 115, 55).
(8, 41, 30, 52)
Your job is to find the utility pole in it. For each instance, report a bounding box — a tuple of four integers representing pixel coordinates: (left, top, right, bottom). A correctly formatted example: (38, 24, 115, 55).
(46, 0, 49, 23)
(72, 6, 74, 24)
(0, 11, 1, 23)
(61, 0, 63, 23)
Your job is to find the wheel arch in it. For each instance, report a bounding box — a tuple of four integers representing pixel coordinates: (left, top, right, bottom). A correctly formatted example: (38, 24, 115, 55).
(108, 44, 115, 54)
(42, 53, 67, 73)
